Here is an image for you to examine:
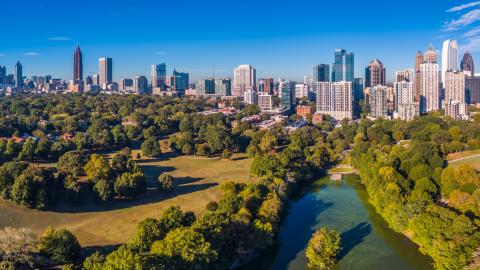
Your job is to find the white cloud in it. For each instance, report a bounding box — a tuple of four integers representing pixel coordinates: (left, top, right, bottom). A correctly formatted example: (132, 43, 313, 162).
(443, 9, 480, 31)
(461, 36, 480, 51)
(447, 1, 480, 12)
(24, 52, 40, 56)
(48, 36, 71, 41)
(155, 51, 168, 55)
(464, 27, 480, 36)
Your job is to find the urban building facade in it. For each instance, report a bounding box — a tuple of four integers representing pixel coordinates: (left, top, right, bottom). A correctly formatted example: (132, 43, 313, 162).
(196, 78, 215, 95)
(332, 49, 354, 82)
(151, 64, 167, 89)
(420, 63, 440, 112)
(295, 83, 309, 99)
(258, 78, 274, 94)
(461, 52, 475, 77)
(233, 64, 256, 97)
(395, 69, 414, 82)
(14, 61, 22, 88)
(368, 85, 388, 118)
(257, 93, 273, 110)
(215, 78, 231, 96)
(444, 71, 466, 103)
(73, 45, 83, 81)
(314, 81, 353, 120)
(365, 59, 386, 87)
(466, 76, 480, 103)
(99, 58, 113, 86)
(133, 76, 148, 94)
(441, 39, 458, 85)
(313, 64, 330, 82)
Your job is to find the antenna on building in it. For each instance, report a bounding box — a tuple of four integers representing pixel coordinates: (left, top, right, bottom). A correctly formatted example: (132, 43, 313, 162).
(212, 60, 215, 80)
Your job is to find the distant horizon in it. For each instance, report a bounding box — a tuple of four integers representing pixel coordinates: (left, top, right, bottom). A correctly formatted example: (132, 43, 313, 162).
(1, 0, 480, 82)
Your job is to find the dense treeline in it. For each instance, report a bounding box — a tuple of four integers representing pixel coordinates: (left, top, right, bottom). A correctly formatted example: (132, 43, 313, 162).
(81, 123, 350, 269)
(0, 93, 207, 162)
(350, 114, 480, 270)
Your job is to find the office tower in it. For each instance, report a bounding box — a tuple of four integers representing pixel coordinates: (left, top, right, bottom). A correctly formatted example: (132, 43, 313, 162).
(99, 58, 113, 86)
(415, 51, 424, 102)
(257, 93, 274, 110)
(397, 103, 419, 121)
(214, 78, 231, 96)
(420, 63, 440, 112)
(172, 70, 189, 91)
(332, 49, 354, 82)
(466, 76, 480, 103)
(92, 75, 100, 85)
(313, 64, 330, 82)
(295, 83, 309, 99)
(0, 66, 6, 84)
(314, 81, 353, 120)
(425, 43, 438, 64)
(151, 64, 167, 89)
(394, 81, 415, 111)
(461, 52, 475, 77)
(119, 78, 133, 92)
(365, 59, 386, 87)
(133, 76, 148, 94)
(368, 85, 388, 118)
(244, 90, 257, 105)
(353, 78, 364, 101)
(73, 45, 83, 81)
(442, 40, 458, 86)
(14, 61, 23, 88)
(85, 76, 93, 85)
(196, 79, 215, 95)
(279, 81, 295, 110)
(395, 69, 414, 82)
(233, 64, 256, 97)
(258, 78, 274, 94)
(444, 71, 466, 103)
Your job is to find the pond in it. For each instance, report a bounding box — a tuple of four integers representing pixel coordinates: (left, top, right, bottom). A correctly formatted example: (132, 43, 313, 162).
(241, 175, 433, 270)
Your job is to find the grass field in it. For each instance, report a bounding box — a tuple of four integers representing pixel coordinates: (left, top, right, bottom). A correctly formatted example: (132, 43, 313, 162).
(447, 149, 480, 161)
(0, 146, 253, 248)
(448, 155, 480, 170)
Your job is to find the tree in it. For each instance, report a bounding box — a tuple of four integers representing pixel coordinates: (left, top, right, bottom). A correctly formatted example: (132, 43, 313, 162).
(63, 175, 82, 204)
(0, 227, 37, 268)
(84, 154, 112, 182)
(305, 227, 341, 270)
(114, 172, 147, 200)
(38, 227, 81, 264)
(112, 125, 129, 147)
(150, 228, 218, 268)
(128, 218, 164, 252)
(83, 251, 105, 270)
(101, 245, 143, 270)
(141, 138, 161, 158)
(93, 179, 114, 202)
(57, 151, 88, 177)
(157, 174, 174, 192)
(18, 138, 37, 160)
(11, 166, 56, 209)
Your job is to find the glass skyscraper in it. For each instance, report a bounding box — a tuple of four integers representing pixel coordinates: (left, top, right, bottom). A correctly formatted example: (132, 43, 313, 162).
(313, 64, 330, 82)
(332, 49, 354, 82)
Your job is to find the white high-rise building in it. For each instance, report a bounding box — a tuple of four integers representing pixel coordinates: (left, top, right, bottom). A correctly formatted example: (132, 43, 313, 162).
(295, 83, 309, 99)
(133, 76, 148, 94)
(445, 99, 468, 120)
(444, 71, 466, 103)
(244, 90, 257, 105)
(257, 93, 273, 110)
(314, 81, 353, 121)
(233, 64, 256, 97)
(368, 85, 388, 119)
(394, 81, 415, 110)
(442, 40, 458, 85)
(395, 69, 414, 82)
(421, 63, 440, 112)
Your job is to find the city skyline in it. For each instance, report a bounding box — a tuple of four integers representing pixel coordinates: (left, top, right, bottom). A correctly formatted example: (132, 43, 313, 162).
(1, 1, 480, 82)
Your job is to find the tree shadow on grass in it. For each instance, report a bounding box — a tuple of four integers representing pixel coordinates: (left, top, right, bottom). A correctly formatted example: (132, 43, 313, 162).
(338, 222, 372, 260)
(48, 177, 217, 214)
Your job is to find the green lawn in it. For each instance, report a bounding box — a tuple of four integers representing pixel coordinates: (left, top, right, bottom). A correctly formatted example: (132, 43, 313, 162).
(0, 148, 252, 248)
(448, 155, 480, 170)
(446, 149, 480, 161)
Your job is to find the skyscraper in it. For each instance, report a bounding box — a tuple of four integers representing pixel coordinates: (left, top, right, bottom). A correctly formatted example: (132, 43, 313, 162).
(278, 81, 295, 110)
(14, 61, 23, 88)
(0, 66, 6, 84)
(133, 76, 148, 94)
(151, 64, 167, 89)
(415, 51, 424, 102)
(394, 81, 415, 111)
(421, 63, 440, 112)
(233, 64, 256, 97)
(258, 78, 274, 94)
(196, 79, 215, 95)
(314, 81, 353, 120)
(441, 40, 458, 85)
(99, 58, 113, 86)
(353, 78, 364, 102)
(172, 70, 189, 91)
(444, 71, 466, 103)
(73, 45, 83, 81)
(214, 78, 231, 96)
(461, 52, 475, 77)
(365, 59, 386, 87)
(332, 49, 354, 82)
(313, 64, 330, 82)
(395, 69, 414, 82)
(368, 85, 388, 118)
(425, 43, 438, 64)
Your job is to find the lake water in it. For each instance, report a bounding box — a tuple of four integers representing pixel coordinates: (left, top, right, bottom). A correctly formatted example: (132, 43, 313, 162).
(241, 175, 433, 270)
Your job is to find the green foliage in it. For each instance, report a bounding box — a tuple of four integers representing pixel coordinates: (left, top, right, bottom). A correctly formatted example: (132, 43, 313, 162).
(38, 226, 81, 264)
(84, 154, 112, 182)
(305, 227, 341, 270)
(114, 172, 147, 200)
(141, 138, 161, 158)
(57, 150, 88, 177)
(83, 251, 105, 270)
(93, 179, 114, 202)
(157, 174, 174, 192)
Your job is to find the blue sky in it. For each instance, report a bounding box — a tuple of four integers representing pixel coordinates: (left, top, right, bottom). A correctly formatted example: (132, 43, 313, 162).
(1, 0, 480, 82)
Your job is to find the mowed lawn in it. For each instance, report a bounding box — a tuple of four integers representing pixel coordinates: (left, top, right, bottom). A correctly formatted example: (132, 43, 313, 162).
(448, 155, 480, 170)
(0, 149, 252, 248)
